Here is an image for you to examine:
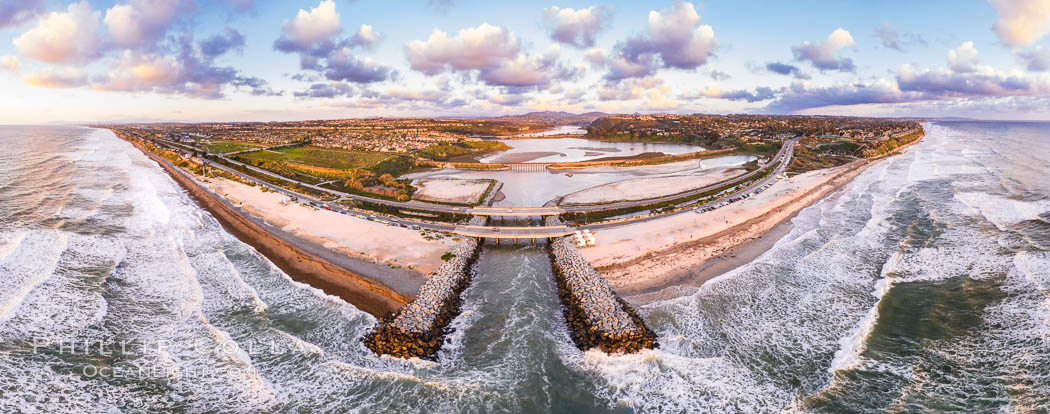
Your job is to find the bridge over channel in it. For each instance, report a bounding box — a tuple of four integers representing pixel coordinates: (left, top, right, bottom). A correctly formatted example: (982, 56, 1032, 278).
(451, 225, 575, 240)
(504, 163, 553, 172)
(147, 136, 796, 243)
(466, 206, 565, 217)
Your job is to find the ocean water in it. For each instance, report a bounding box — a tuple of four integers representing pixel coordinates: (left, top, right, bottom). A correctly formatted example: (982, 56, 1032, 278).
(0, 122, 1047, 412)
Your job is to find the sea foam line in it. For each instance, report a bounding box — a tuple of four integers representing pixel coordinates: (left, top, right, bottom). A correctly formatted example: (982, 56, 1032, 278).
(0, 232, 70, 323)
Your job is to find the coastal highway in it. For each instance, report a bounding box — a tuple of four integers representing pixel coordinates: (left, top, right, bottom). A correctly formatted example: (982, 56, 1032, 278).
(560, 138, 796, 214)
(464, 139, 797, 237)
(455, 140, 797, 238)
(579, 138, 796, 232)
(158, 135, 795, 217)
(143, 134, 796, 238)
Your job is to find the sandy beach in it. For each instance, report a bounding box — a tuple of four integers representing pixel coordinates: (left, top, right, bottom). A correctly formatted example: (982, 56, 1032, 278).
(121, 137, 408, 316)
(207, 177, 461, 276)
(580, 161, 872, 301)
(584, 134, 925, 303)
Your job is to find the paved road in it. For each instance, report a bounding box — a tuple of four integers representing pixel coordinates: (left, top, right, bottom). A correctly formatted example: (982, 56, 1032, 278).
(145, 135, 796, 237)
(199, 137, 794, 216)
(581, 139, 797, 231)
(451, 225, 575, 239)
(561, 138, 796, 214)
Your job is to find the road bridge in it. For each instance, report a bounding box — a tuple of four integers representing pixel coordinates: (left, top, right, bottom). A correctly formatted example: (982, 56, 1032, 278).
(451, 225, 575, 239)
(467, 206, 565, 217)
(148, 135, 796, 230)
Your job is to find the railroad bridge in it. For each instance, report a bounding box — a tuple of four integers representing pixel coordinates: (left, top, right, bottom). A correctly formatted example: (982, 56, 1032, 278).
(505, 163, 552, 172)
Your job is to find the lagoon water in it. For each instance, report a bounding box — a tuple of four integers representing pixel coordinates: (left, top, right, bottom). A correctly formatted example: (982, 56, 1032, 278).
(1, 122, 1049, 412)
(512, 125, 588, 137)
(479, 137, 702, 163)
(408, 154, 757, 206)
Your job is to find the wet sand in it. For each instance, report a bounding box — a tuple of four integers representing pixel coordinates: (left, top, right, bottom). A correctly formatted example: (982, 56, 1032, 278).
(597, 161, 871, 304)
(121, 136, 408, 317)
(605, 135, 926, 305)
(621, 207, 796, 304)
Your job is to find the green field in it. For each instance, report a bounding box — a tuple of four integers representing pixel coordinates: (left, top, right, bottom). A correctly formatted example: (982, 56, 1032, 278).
(239, 146, 394, 170)
(416, 140, 511, 161)
(202, 140, 264, 154)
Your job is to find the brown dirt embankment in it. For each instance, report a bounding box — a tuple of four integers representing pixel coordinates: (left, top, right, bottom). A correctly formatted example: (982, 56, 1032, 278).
(119, 134, 406, 317)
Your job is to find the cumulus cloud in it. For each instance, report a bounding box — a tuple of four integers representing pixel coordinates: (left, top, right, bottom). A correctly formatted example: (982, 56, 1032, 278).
(406, 23, 520, 74)
(0, 0, 47, 29)
(482, 92, 529, 107)
(323, 50, 391, 83)
(325, 85, 467, 109)
(1017, 46, 1050, 71)
(765, 63, 1050, 112)
(947, 41, 979, 72)
(874, 21, 903, 51)
(543, 5, 611, 48)
(897, 63, 1050, 98)
(690, 85, 776, 102)
(275, 0, 391, 84)
(278, 0, 341, 50)
(385, 88, 451, 102)
(988, 0, 1050, 47)
(13, 1, 103, 64)
(586, 47, 654, 79)
(23, 67, 89, 88)
(792, 28, 856, 72)
(596, 76, 667, 101)
(89, 31, 277, 98)
(766, 80, 911, 112)
(484, 47, 582, 87)
(642, 1, 718, 69)
(406, 24, 577, 88)
(104, 0, 183, 48)
(872, 21, 925, 52)
(596, 1, 717, 80)
(765, 61, 810, 79)
(11, 0, 269, 98)
(294, 82, 356, 98)
(350, 25, 381, 49)
(709, 70, 731, 80)
(200, 28, 245, 58)
(1, 55, 19, 73)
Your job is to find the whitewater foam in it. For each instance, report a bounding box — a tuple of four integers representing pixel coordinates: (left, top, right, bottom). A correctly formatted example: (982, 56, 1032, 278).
(954, 191, 1050, 230)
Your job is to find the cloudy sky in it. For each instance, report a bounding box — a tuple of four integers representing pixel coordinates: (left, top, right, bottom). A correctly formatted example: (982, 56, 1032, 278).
(3, 0, 1050, 123)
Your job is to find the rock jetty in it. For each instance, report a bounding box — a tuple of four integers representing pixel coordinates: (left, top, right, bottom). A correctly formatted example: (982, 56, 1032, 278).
(363, 217, 487, 360)
(545, 218, 658, 353)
